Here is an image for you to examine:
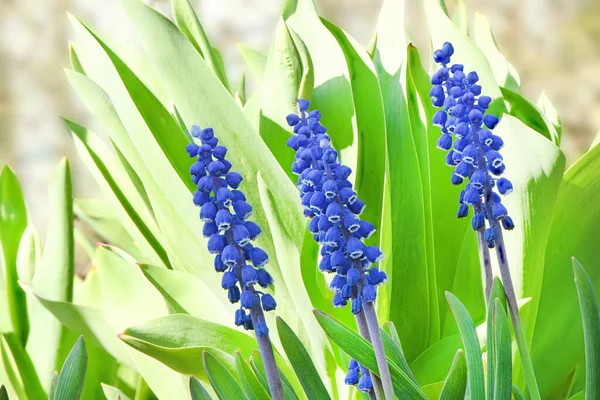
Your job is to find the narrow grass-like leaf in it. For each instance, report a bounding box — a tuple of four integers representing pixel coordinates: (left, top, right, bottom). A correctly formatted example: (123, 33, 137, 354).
(486, 277, 507, 399)
(64, 119, 171, 268)
(381, 322, 417, 384)
(235, 352, 270, 400)
(276, 317, 330, 399)
(1, 333, 45, 400)
(52, 336, 87, 400)
(172, 0, 230, 91)
(438, 350, 467, 400)
(189, 377, 212, 400)
(202, 352, 247, 400)
(69, 43, 86, 75)
(493, 299, 512, 399)
(573, 257, 600, 400)
(445, 292, 485, 399)
(0, 167, 29, 343)
(313, 310, 427, 399)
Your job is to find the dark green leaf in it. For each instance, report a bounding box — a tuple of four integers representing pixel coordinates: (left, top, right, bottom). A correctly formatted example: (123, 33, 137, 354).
(486, 277, 506, 399)
(189, 377, 212, 400)
(202, 352, 247, 400)
(0, 385, 8, 400)
(52, 336, 88, 400)
(249, 351, 299, 400)
(235, 352, 270, 400)
(512, 384, 526, 400)
(438, 350, 467, 400)
(276, 317, 330, 399)
(445, 292, 484, 399)
(313, 310, 427, 399)
(573, 258, 600, 400)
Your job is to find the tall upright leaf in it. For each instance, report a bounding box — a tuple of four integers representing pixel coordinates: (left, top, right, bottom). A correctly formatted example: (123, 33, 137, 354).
(438, 350, 466, 400)
(0, 167, 28, 343)
(572, 258, 600, 400)
(52, 336, 88, 400)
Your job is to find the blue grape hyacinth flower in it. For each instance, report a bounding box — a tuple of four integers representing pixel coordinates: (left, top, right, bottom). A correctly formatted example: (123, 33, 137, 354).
(187, 125, 275, 338)
(430, 42, 515, 248)
(286, 100, 387, 391)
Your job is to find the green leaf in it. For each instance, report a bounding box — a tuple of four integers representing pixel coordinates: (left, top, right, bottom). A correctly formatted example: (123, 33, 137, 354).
(237, 44, 267, 83)
(171, 0, 230, 91)
(486, 277, 506, 399)
(409, 335, 462, 386)
(500, 87, 559, 145)
(1, 333, 46, 400)
(138, 263, 231, 323)
(101, 383, 132, 400)
(531, 140, 600, 397)
(512, 384, 526, 400)
(235, 352, 270, 400)
(249, 351, 300, 400)
(445, 292, 484, 399)
(492, 299, 512, 400)
(313, 310, 427, 399)
(572, 258, 600, 400)
(69, 43, 86, 75)
(189, 377, 212, 400)
(321, 19, 385, 242)
(26, 158, 75, 391)
(202, 352, 247, 400)
(381, 322, 417, 384)
(52, 336, 88, 400)
(63, 118, 170, 268)
(276, 317, 331, 399)
(0, 167, 29, 343)
(118, 314, 257, 378)
(16, 225, 40, 284)
(0, 385, 8, 400)
(438, 350, 467, 400)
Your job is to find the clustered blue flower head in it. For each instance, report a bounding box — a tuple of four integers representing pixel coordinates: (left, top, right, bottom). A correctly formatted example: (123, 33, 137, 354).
(430, 42, 515, 247)
(187, 125, 276, 338)
(286, 99, 386, 390)
(344, 359, 373, 393)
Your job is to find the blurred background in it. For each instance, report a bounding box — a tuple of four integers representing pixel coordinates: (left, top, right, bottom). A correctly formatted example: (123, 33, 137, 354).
(1, 0, 599, 233)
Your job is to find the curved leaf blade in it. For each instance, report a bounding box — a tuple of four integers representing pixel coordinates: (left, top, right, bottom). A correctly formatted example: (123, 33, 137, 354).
(438, 350, 466, 400)
(235, 352, 270, 400)
(53, 336, 88, 400)
(445, 292, 484, 399)
(493, 299, 512, 400)
(189, 376, 212, 400)
(203, 352, 247, 400)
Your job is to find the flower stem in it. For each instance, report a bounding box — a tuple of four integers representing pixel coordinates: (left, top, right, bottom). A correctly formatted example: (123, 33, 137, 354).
(355, 311, 384, 400)
(362, 301, 395, 399)
(474, 201, 493, 301)
(472, 127, 541, 400)
(249, 299, 284, 400)
(489, 225, 541, 400)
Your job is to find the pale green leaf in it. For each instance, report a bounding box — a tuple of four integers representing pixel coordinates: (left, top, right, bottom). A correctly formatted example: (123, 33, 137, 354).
(101, 383, 132, 400)
(1, 333, 46, 400)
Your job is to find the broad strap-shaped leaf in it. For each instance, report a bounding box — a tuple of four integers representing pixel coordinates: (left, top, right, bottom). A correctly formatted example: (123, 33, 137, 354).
(237, 44, 267, 83)
(0, 167, 29, 343)
(438, 350, 467, 400)
(445, 292, 484, 399)
(276, 317, 331, 399)
(172, 0, 230, 91)
(573, 258, 600, 400)
(409, 335, 462, 387)
(532, 139, 600, 397)
(381, 322, 417, 384)
(52, 336, 88, 400)
(314, 310, 427, 399)
(493, 299, 512, 399)
(203, 352, 247, 400)
(189, 377, 212, 400)
(235, 352, 271, 400)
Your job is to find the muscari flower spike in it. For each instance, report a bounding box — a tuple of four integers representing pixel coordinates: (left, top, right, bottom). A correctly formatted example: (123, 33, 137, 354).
(187, 125, 275, 338)
(286, 99, 386, 390)
(430, 42, 515, 248)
